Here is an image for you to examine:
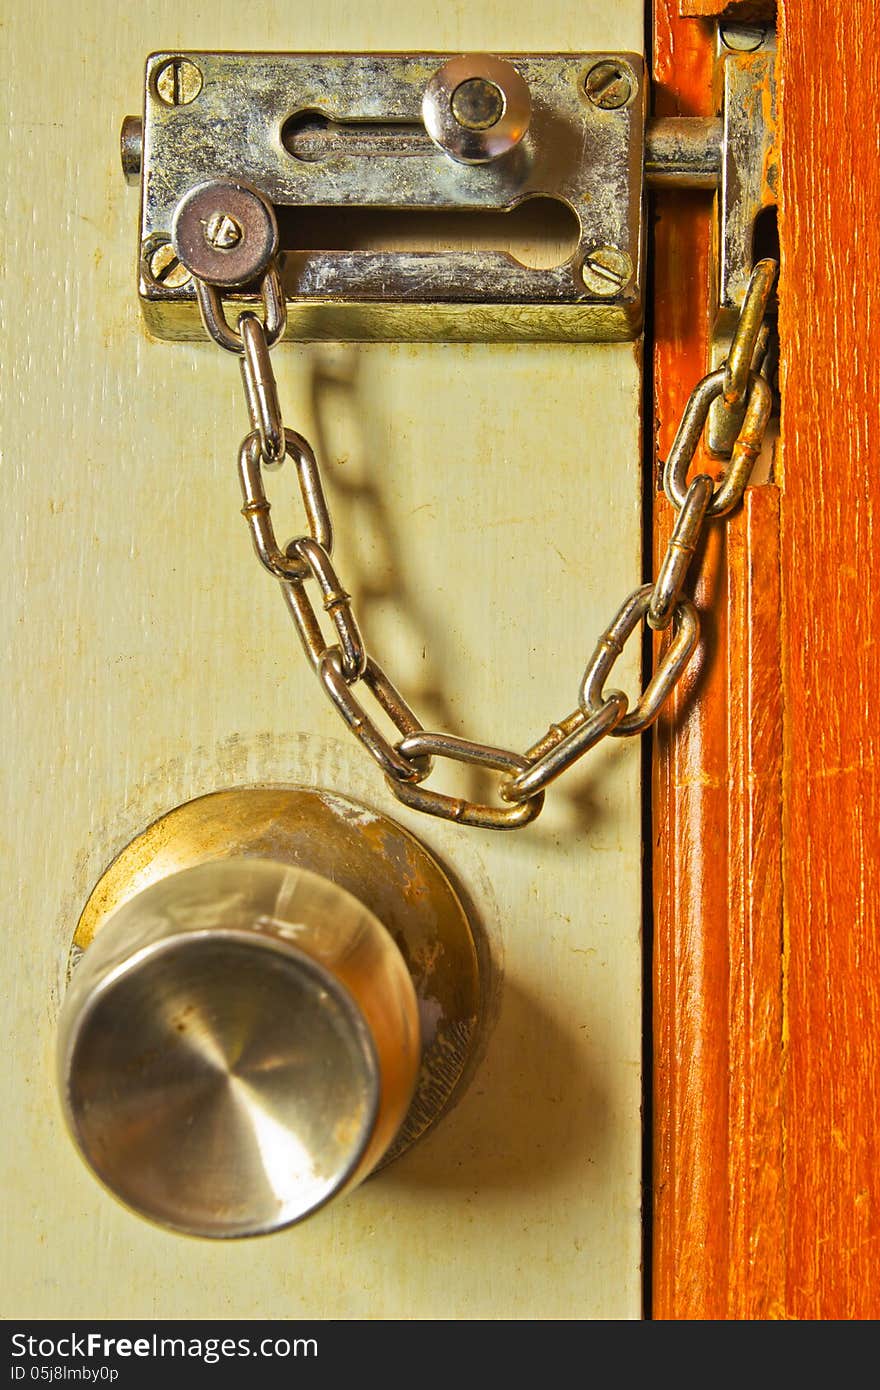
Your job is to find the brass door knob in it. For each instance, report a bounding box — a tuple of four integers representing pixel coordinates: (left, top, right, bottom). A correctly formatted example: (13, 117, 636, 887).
(58, 788, 481, 1238)
(58, 859, 419, 1237)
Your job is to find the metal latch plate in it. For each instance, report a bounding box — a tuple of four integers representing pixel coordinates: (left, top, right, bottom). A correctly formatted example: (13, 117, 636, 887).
(135, 51, 646, 343)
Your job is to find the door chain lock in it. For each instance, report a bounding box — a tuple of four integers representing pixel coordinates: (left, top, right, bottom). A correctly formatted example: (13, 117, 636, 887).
(118, 41, 778, 832)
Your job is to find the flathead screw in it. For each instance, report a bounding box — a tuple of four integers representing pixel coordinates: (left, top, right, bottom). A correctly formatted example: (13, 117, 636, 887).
(204, 212, 244, 250)
(155, 58, 203, 107)
(147, 241, 192, 289)
(580, 246, 633, 298)
(584, 61, 635, 110)
(720, 25, 767, 53)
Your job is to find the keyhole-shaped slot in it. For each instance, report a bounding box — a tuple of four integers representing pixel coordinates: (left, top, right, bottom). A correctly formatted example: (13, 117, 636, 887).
(279, 112, 580, 271)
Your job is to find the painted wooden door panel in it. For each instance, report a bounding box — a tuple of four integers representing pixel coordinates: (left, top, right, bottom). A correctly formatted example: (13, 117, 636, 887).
(1, 2, 644, 1319)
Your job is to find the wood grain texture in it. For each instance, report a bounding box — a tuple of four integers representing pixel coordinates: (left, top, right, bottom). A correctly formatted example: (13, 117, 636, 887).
(0, 0, 645, 1320)
(651, 2, 786, 1319)
(654, 0, 880, 1320)
(650, 7, 721, 1317)
(778, 0, 880, 1320)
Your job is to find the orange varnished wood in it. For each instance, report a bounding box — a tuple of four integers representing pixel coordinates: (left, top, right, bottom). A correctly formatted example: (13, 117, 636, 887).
(679, 1, 775, 19)
(778, 0, 880, 1320)
(651, 1, 719, 1320)
(651, 1, 787, 1319)
(724, 488, 785, 1317)
(654, 0, 880, 1320)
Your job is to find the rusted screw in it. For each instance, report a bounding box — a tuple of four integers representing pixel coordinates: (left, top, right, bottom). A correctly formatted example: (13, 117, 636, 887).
(580, 246, 633, 298)
(584, 61, 635, 110)
(204, 211, 243, 250)
(451, 78, 505, 131)
(155, 57, 203, 107)
(147, 240, 192, 289)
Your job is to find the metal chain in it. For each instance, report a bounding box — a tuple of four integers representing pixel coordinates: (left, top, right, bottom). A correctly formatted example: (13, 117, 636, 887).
(196, 258, 777, 830)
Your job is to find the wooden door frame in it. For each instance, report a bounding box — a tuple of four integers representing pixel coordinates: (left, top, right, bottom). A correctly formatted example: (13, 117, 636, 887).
(650, 0, 879, 1319)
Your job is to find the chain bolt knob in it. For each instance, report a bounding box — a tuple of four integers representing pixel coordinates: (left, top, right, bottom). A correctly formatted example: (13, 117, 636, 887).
(422, 55, 531, 165)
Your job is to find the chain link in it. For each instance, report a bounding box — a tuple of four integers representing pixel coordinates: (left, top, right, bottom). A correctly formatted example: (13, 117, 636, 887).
(196, 262, 286, 354)
(196, 259, 778, 830)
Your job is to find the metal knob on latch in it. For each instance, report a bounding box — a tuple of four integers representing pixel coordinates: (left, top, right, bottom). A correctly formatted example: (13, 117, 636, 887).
(57, 788, 480, 1238)
(421, 54, 531, 164)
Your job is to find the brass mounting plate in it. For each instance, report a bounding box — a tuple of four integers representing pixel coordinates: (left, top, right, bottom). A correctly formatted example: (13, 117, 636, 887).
(134, 50, 646, 342)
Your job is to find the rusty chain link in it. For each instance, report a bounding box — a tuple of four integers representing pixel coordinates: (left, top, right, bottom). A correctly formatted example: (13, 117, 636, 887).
(197, 257, 778, 830)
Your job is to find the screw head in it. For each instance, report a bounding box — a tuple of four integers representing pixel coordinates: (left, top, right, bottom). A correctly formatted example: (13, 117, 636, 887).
(204, 211, 244, 251)
(584, 60, 635, 110)
(450, 78, 505, 131)
(580, 246, 633, 298)
(720, 24, 767, 53)
(154, 58, 203, 107)
(146, 240, 192, 289)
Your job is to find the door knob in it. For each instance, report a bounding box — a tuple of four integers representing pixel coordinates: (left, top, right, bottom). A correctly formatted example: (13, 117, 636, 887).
(58, 788, 480, 1237)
